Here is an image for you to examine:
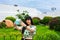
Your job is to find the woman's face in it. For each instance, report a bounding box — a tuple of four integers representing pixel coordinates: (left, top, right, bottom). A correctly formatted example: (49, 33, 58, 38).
(26, 19, 31, 25)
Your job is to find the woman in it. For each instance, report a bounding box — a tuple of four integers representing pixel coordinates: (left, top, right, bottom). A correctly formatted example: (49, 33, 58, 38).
(14, 16, 36, 40)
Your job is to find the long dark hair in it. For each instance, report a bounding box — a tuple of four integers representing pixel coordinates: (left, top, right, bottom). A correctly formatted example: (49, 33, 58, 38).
(22, 16, 33, 34)
(25, 16, 33, 26)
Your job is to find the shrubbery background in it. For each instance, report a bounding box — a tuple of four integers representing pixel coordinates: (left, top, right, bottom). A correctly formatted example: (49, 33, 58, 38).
(0, 11, 60, 40)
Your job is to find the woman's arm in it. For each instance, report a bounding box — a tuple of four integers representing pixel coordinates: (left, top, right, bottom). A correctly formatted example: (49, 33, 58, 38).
(20, 21, 26, 26)
(15, 26, 22, 30)
(14, 21, 26, 31)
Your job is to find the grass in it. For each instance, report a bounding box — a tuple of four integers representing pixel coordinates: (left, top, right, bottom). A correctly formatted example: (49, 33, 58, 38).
(0, 25, 60, 40)
(0, 28, 22, 40)
(34, 25, 60, 40)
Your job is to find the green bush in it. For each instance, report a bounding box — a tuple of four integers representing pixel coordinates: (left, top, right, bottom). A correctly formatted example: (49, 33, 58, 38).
(40, 16, 52, 25)
(5, 16, 16, 23)
(32, 17, 40, 25)
(0, 22, 6, 28)
(49, 17, 60, 31)
(33, 31, 60, 40)
(54, 19, 60, 31)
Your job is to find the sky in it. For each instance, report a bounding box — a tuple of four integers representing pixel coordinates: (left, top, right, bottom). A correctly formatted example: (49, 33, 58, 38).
(0, 0, 60, 12)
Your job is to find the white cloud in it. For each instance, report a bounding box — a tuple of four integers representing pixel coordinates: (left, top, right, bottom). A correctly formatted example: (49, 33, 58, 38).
(0, 4, 60, 22)
(0, 4, 42, 21)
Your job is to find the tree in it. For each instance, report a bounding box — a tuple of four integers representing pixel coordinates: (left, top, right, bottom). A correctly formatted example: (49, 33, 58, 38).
(32, 17, 40, 25)
(40, 16, 52, 25)
(49, 17, 60, 31)
(16, 11, 30, 22)
(0, 22, 6, 28)
(5, 16, 16, 23)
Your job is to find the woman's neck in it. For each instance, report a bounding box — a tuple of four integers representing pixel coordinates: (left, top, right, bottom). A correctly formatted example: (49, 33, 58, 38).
(28, 24, 31, 26)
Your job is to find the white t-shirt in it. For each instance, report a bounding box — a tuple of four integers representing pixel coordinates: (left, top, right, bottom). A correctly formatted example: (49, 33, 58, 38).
(23, 25, 36, 39)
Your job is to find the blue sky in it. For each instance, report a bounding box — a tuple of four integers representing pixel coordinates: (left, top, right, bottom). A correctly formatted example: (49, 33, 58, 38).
(0, 0, 60, 12)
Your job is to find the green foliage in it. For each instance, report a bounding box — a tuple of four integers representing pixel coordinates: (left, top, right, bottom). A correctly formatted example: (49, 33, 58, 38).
(33, 25, 60, 40)
(49, 17, 60, 31)
(40, 16, 52, 25)
(16, 11, 29, 22)
(16, 14, 23, 19)
(32, 17, 40, 25)
(0, 22, 6, 28)
(34, 32, 60, 40)
(0, 25, 60, 40)
(5, 16, 16, 23)
(0, 28, 22, 40)
(55, 16, 60, 20)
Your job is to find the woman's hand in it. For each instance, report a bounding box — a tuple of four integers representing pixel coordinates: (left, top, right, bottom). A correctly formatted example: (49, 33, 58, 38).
(26, 26, 30, 30)
(26, 26, 34, 33)
(15, 26, 23, 30)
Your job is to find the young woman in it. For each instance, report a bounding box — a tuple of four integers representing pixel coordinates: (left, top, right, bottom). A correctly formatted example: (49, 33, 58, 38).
(14, 16, 36, 40)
